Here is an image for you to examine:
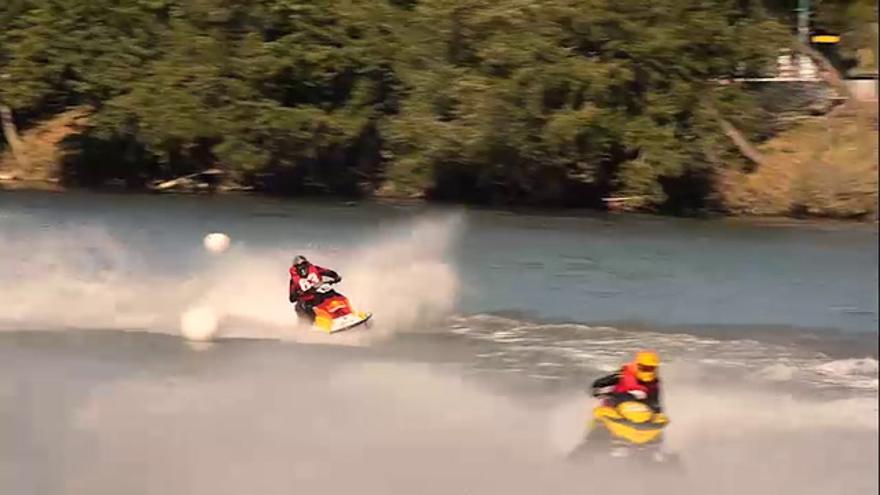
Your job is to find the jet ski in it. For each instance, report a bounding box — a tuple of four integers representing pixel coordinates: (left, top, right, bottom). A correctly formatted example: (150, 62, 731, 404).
(568, 399, 680, 468)
(308, 280, 372, 334)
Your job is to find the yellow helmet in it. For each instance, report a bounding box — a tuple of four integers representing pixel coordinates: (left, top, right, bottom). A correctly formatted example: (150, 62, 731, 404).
(634, 350, 660, 382)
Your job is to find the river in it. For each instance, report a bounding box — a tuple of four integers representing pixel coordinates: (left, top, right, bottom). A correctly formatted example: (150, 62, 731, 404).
(1, 190, 877, 494)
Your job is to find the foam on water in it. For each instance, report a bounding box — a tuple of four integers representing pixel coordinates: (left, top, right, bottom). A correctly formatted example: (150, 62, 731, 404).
(814, 358, 880, 390)
(450, 314, 879, 393)
(0, 213, 462, 346)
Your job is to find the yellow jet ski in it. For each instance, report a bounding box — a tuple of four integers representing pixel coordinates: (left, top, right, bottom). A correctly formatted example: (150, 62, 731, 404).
(568, 399, 678, 468)
(591, 399, 669, 445)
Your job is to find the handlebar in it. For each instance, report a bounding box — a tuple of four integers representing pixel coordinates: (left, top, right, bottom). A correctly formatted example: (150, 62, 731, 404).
(306, 278, 340, 294)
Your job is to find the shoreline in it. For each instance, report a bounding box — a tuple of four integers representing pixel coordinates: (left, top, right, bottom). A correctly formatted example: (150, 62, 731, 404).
(1, 177, 877, 225)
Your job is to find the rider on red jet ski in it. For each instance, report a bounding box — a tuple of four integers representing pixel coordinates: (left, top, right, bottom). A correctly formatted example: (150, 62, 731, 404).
(591, 350, 666, 418)
(288, 255, 341, 323)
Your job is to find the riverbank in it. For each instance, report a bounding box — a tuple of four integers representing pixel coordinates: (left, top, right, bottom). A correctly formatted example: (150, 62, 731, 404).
(720, 104, 878, 221)
(2, 107, 877, 222)
(3, 175, 877, 224)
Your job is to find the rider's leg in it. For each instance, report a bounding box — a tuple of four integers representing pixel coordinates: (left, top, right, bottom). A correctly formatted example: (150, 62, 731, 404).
(295, 301, 316, 323)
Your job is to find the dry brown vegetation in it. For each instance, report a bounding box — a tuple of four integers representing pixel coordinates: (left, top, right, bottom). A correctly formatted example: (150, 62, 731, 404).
(720, 104, 878, 220)
(0, 107, 89, 186)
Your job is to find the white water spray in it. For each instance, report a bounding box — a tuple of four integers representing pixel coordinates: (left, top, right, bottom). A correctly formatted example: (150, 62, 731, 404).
(0, 214, 463, 345)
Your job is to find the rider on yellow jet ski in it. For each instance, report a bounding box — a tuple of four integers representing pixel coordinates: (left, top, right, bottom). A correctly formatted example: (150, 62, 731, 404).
(591, 350, 666, 418)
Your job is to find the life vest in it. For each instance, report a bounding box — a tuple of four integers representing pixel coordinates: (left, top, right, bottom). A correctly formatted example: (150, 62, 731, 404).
(289, 265, 322, 299)
(613, 363, 655, 395)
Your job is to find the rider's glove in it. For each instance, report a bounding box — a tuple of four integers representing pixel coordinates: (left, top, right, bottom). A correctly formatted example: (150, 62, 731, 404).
(592, 385, 614, 397)
(628, 390, 647, 400)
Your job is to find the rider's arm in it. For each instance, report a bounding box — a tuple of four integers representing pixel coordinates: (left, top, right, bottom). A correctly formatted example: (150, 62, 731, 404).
(646, 382, 662, 413)
(316, 266, 341, 283)
(591, 372, 620, 397)
(289, 278, 300, 303)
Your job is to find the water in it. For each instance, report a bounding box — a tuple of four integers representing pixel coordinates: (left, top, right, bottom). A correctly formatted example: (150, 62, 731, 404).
(1, 191, 877, 494)
(459, 212, 878, 333)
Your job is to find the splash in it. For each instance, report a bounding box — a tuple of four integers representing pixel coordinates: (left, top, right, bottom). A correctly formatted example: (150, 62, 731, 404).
(333, 213, 462, 338)
(0, 213, 463, 344)
(189, 212, 462, 343)
(0, 224, 198, 331)
(179, 306, 220, 341)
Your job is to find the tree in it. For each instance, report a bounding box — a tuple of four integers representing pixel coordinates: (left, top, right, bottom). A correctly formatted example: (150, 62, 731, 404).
(386, 0, 786, 206)
(1, 0, 804, 210)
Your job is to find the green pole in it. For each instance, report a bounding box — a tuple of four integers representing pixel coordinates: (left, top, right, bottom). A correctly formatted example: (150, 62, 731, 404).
(797, 0, 810, 44)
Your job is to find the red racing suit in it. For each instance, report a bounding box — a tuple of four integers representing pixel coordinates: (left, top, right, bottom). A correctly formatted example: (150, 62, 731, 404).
(288, 264, 341, 305)
(591, 363, 662, 412)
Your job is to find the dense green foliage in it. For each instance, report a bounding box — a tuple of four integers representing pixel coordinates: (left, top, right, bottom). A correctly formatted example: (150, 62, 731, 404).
(0, 0, 870, 207)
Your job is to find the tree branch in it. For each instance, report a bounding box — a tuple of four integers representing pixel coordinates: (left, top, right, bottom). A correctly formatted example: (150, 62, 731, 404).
(0, 104, 29, 168)
(706, 102, 767, 168)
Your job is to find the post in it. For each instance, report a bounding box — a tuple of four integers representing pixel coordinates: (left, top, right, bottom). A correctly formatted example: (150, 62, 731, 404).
(873, 22, 878, 103)
(797, 0, 810, 44)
